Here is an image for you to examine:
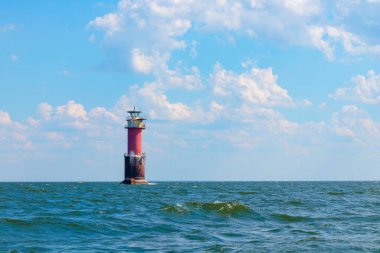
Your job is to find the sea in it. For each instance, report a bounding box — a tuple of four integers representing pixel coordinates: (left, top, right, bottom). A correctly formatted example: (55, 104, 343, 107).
(0, 181, 379, 252)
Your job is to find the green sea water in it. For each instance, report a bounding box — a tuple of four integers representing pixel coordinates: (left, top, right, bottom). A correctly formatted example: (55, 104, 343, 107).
(1, 182, 379, 252)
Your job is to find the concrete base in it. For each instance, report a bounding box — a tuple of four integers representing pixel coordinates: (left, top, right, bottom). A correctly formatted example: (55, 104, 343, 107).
(120, 178, 149, 185)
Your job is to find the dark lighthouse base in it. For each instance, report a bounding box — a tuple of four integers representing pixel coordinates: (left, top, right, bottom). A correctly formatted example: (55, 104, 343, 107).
(121, 154, 148, 185)
(120, 178, 148, 184)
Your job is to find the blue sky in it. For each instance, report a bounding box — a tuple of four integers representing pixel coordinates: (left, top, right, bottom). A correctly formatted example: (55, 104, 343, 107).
(1, 0, 380, 181)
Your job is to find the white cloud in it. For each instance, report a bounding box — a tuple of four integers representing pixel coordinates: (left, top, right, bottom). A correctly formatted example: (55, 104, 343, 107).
(162, 66, 202, 90)
(307, 26, 335, 60)
(54, 101, 88, 129)
(332, 70, 380, 104)
(130, 49, 170, 75)
(56, 101, 87, 119)
(88, 0, 191, 55)
(110, 60, 297, 126)
(0, 24, 16, 32)
(5, 94, 380, 181)
(137, 84, 193, 121)
(319, 102, 327, 110)
(50, 101, 121, 129)
(59, 70, 71, 77)
(10, 54, 18, 62)
(190, 40, 198, 58)
(0, 111, 12, 125)
(211, 63, 293, 107)
(282, 0, 322, 16)
(331, 105, 380, 143)
(88, 13, 122, 36)
(88, 0, 380, 67)
(236, 104, 300, 134)
(1, 101, 123, 155)
(38, 103, 53, 120)
(0, 110, 32, 150)
(302, 99, 312, 106)
(210, 100, 223, 111)
(27, 117, 40, 127)
(131, 48, 155, 74)
(307, 25, 380, 60)
(326, 26, 380, 56)
(89, 107, 120, 122)
(45, 132, 71, 148)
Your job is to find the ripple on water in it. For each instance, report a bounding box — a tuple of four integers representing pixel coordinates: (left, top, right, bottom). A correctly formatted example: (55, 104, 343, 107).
(1, 182, 379, 251)
(23, 187, 53, 193)
(162, 201, 251, 216)
(237, 191, 257, 195)
(288, 199, 303, 206)
(272, 213, 309, 222)
(327, 192, 347, 196)
(291, 229, 318, 235)
(1, 218, 33, 227)
(161, 204, 189, 214)
(205, 244, 229, 252)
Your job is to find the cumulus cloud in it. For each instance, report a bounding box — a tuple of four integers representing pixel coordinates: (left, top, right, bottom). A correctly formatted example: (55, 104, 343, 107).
(111, 60, 297, 126)
(332, 70, 380, 104)
(37, 101, 121, 132)
(116, 83, 206, 122)
(0, 110, 31, 150)
(89, 107, 120, 122)
(83, 1, 380, 153)
(56, 101, 87, 119)
(38, 103, 53, 120)
(88, 0, 191, 73)
(282, 0, 322, 16)
(131, 48, 156, 74)
(0, 101, 124, 154)
(211, 63, 293, 107)
(332, 105, 380, 143)
(88, 13, 122, 36)
(0, 111, 12, 125)
(54, 101, 88, 129)
(308, 25, 380, 60)
(88, 0, 380, 65)
(137, 85, 192, 120)
(235, 105, 299, 134)
(307, 26, 335, 60)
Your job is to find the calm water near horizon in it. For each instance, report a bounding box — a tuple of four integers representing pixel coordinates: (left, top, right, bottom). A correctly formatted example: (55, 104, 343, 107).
(1, 181, 379, 252)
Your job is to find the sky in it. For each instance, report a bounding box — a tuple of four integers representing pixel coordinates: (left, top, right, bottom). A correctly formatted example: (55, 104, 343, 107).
(1, 0, 380, 181)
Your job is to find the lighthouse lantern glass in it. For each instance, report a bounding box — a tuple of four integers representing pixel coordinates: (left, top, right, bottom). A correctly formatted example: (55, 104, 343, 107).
(130, 112, 140, 118)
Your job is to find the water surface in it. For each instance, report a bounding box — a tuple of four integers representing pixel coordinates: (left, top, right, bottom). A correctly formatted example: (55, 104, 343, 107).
(1, 182, 379, 252)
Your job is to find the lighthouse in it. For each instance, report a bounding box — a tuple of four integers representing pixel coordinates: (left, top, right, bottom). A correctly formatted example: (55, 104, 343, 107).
(121, 108, 148, 184)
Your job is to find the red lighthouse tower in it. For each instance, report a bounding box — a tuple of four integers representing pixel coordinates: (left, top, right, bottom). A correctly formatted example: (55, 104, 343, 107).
(121, 108, 148, 184)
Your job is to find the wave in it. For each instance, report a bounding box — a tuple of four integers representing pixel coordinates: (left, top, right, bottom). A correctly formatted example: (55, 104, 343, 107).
(161, 204, 188, 214)
(0, 218, 33, 226)
(162, 201, 251, 216)
(272, 213, 308, 222)
(328, 192, 347, 196)
(23, 187, 53, 193)
(186, 201, 251, 216)
(238, 191, 257, 195)
(288, 199, 303, 206)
